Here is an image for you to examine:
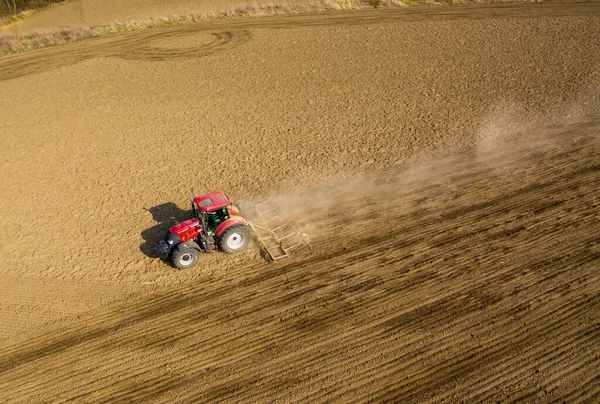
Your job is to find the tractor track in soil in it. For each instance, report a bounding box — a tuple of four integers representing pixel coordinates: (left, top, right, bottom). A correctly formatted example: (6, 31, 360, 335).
(0, 2, 599, 82)
(0, 2, 600, 402)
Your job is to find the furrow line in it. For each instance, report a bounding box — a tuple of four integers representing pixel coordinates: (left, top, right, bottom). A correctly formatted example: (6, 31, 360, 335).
(430, 324, 600, 402)
(194, 260, 599, 402)
(298, 272, 600, 402)
(362, 294, 599, 403)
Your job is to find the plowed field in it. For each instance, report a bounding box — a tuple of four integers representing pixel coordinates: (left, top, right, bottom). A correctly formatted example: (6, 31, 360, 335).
(1, 2, 599, 402)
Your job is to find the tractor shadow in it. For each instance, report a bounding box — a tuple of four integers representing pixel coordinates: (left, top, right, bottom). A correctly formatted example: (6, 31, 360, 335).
(140, 202, 191, 258)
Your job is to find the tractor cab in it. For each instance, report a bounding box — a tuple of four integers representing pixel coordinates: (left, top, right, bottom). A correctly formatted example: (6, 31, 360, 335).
(191, 191, 240, 235)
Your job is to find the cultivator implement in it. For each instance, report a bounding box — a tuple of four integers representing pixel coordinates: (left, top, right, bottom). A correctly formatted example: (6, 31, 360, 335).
(240, 200, 310, 261)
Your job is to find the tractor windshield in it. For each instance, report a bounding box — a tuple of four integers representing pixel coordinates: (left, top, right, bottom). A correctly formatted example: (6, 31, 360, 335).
(206, 208, 229, 230)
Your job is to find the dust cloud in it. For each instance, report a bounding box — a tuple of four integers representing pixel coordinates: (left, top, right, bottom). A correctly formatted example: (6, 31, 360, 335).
(244, 105, 600, 243)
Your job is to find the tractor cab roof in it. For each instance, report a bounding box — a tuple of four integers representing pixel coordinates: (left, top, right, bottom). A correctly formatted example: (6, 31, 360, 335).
(194, 191, 230, 213)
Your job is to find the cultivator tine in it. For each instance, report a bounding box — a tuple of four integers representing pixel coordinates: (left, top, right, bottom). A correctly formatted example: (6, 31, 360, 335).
(270, 223, 289, 232)
(267, 245, 289, 260)
(265, 215, 281, 223)
(277, 232, 296, 241)
(286, 243, 304, 251)
(242, 199, 309, 262)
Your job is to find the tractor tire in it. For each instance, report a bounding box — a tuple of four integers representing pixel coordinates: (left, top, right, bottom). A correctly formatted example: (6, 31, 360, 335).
(172, 245, 200, 270)
(218, 225, 251, 254)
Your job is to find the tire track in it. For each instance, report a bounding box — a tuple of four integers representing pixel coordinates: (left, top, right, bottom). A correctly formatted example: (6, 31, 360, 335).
(0, 28, 251, 82)
(288, 252, 600, 402)
(363, 295, 599, 403)
(111, 29, 251, 61)
(0, 2, 599, 82)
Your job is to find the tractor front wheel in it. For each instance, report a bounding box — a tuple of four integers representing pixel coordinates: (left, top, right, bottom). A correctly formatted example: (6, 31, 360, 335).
(172, 245, 200, 270)
(218, 225, 251, 254)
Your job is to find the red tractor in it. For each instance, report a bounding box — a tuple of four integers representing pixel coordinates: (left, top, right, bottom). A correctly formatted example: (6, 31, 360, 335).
(155, 191, 251, 269)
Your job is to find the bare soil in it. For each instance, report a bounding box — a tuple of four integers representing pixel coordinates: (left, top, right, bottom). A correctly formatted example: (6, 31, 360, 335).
(0, 2, 599, 402)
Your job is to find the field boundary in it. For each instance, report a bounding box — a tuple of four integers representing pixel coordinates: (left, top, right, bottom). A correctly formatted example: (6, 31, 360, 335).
(0, 0, 559, 56)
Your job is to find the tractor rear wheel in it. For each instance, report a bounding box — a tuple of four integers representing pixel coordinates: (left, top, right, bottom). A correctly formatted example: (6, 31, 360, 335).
(218, 225, 250, 254)
(172, 245, 200, 270)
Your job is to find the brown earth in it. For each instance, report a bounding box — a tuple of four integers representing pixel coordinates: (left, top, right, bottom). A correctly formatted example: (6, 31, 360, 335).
(0, 2, 599, 402)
